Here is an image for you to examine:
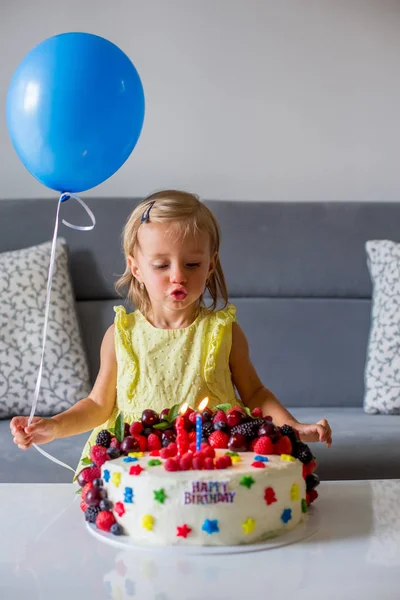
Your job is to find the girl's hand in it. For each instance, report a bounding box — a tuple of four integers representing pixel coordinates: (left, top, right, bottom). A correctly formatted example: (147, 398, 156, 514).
(10, 416, 58, 449)
(295, 419, 332, 447)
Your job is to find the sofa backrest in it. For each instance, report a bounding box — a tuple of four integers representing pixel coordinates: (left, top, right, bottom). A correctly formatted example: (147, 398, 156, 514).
(2, 198, 399, 408)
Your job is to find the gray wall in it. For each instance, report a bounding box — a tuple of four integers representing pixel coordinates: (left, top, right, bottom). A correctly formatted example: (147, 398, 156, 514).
(1, 0, 400, 202)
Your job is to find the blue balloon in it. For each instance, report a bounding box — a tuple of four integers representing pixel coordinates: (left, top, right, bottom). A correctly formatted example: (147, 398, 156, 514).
(6, 33, 145, 193)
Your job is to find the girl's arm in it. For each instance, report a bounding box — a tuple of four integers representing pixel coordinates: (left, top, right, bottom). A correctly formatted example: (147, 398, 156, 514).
(229, 322, 332, 447)
(10, 324, 117, 449)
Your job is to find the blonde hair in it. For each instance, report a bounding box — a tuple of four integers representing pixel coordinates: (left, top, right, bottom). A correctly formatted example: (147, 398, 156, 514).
(115, 190, 229, 315)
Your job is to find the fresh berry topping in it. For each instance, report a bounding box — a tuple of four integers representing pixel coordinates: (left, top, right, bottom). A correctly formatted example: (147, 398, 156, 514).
(280, 424, 298, 445)
(257, 421, 279, 442)
(129, 421, 143, 435)
(141, 409, 160, 427)
(188, 431, 197, 443)
(201, 421, 214, 438)
(160, 408, 170, 421)
(85, 487, 106, 507)
(202, 408, 213, 421)
(106, 447, 121, 460)
(109, 437, 121, 450)
(249, 438, 258, 451)
(208, 431, 229, 449)
(179, 455, 192, 471)
(96, 510, 116, 532)
(132, 434, 147, 452)
(150, 449, 160, 456)
(93, 478, 103, 487)
(228, 405, 245, 414)
(274, 435, 293, 456)
(188, 411, 198, 426)
(161, 429, 176, 446)
(77, 466, 101, 487)
(226, 409, 245, 428)
(308, 489, 319, 503)
(253, 436, 274, 455)
(231, 418, 265, 439)
(90, 445, 108, 467)
(296, 442, 313, 464)
(203, 457, 215, 469)
(120, 436, 140, 455)
(305, 473, 320, 492)
(215, 456, 228, 469)
(202, 445, 216, 459)
(227, 433, 248, 452)
(164, 458, 179, 472)
(81, 482, 94, 502)
(212, 421, 230, 434)
(167, 442, 178, 456)
(251, 407, 263, 418)
(111, 523, 124, 536)
(212, 410, 227, 424)
(85, 505, 100, 523)
(160, 448, 171, 459)
(302, 459, 318, 478)
(223, 455, 232, 467)
(95, 430, 112, 448)
(192, 455, 203, 470)
(99, 498, 112, 511)
(189, 442, 197, 453)
(80, 499, 88, 512)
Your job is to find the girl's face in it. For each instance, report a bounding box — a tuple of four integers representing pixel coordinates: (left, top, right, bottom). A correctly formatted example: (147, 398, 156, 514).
(128, 222, 215, 314)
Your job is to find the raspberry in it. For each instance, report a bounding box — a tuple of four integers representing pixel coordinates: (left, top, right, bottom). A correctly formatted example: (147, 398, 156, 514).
(253, 436, 274, 455)
(192, 456, 203, 470)
(224, 455, 232, 467)
(95, 430, 111, 448)
(90, 445, 108, 467)
(129, 421, 143, 435)
(188, 431, 196, 443)
(160, 448, 170, 459)
(81, 482, 94, 502)
(202, 446, 216, 459)
(250, 438, 258, 451)
(215, 457, 228, 469)
(251, 407, 263, 418)
(189, 442, 197, 453)
(189, 412, 197, 426)
(109, 437, 121, 450)
(147, 433, 161, 451)
(203, 457, 215, 469)
(85, 505, 100, 523)
(167, 442, 178, 456)
(80, 499, 89, 512)
(303, 459, 318, 478)
(212, 410, 227, 424)
(208, 431, 229, 449)
(77, 466, 101, 486)
(274, 435, 293, 456)
(133, 434, 148, 452)
(179, 455, 192, 471)
(227, 405, 245, 414)
(164, 458, 179, 472)
(95, 510, 116, 532)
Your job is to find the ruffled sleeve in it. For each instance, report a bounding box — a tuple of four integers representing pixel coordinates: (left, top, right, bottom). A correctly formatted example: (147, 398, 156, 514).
(113, 305, 139, 403)
(203, 304, 237, 402)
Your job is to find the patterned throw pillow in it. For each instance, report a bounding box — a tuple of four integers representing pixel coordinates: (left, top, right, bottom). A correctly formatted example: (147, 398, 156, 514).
(364, 240, 400, 414)
(0, 239, 91, 418)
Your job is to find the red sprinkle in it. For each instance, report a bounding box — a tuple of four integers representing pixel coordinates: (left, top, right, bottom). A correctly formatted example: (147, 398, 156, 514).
(251, 461, 266, 469)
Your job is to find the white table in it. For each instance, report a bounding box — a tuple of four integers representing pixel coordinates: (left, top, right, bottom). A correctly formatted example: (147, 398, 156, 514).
(1, 480, 400, 600)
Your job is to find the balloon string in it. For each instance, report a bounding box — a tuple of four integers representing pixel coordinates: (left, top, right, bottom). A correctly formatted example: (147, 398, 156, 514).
(28, 193, 96, 473)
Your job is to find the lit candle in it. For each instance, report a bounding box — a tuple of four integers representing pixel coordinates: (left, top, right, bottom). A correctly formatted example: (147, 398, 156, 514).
(195, 397, 209, 452)
(176, 402, 189, 456)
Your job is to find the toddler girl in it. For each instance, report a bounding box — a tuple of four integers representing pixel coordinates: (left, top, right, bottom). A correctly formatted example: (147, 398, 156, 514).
(10, 190, 332, 470)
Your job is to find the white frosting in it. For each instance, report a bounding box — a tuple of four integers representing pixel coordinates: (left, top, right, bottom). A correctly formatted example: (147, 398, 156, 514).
(101, 452, 306, 546)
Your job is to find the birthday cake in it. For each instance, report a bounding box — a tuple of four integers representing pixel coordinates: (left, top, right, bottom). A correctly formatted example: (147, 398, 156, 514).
(77, 405, 319, 546)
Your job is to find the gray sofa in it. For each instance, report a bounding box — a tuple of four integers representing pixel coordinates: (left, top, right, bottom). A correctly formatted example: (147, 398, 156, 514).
(1, 198, 399, 483)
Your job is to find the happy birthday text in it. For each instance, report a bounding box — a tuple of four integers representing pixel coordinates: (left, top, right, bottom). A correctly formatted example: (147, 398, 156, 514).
(183, 481, 236, 505)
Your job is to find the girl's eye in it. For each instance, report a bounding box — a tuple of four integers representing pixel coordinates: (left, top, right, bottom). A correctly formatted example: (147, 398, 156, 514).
(153, 264, 168, 270)
(187, 263, 201, 268)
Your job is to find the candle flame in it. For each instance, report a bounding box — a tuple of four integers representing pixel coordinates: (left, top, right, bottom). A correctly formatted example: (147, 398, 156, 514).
(179, 402, 189, 415)
(198, 397, 209, 412)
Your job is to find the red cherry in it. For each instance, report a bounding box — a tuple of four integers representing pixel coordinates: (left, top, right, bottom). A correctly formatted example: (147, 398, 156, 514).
(227, 433, 248, 452)
(226, 410, 245, 428)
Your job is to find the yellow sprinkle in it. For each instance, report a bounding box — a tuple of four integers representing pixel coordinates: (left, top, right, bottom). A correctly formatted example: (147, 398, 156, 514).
(111, 471, 121, 487)
(142, 514, 154, 531)
(291, 483, 301, 501)
(242, 517, 256, 535)
(129, 452, 144, 458)
(280, 454, 296, 462)
(231, 456, 242, 464)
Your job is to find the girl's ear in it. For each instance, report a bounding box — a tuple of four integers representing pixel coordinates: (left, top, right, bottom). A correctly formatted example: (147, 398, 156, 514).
(127, 255, 142, 283)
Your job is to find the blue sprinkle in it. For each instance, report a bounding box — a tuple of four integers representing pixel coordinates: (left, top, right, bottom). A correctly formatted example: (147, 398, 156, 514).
(103, 469, 110, 483)
(123, 457, 138, 463)
(125, 579, 136, 596)
(202, 519, 219, 535)
(254, 455, 269, 462)
(281, 508, 292, 524)
(124, 486, 134, 503)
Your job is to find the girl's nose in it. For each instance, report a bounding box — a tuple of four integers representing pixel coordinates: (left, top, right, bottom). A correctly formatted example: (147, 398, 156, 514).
(170, 266, 187, 284)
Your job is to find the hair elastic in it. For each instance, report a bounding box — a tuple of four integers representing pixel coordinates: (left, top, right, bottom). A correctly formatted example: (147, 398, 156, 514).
(141, 200, 156, 223)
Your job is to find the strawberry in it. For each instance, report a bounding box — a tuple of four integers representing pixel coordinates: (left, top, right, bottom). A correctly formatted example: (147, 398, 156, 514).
(208, 431, 229, 449)
(160, 448, 171, 459)
(96, 510, 116, 532)
(81, 481, 94, 502)
(133, 434, 147, 452)
(250, 438, 258, 451)
(147, 433, 161, 451)
(188, 412, 198, 426)
(303, 459, 318, 479)
(274, 435, 292, 456)
(80, 499, 89, 512)
(212, 410, 227, 424)
(109, 437, 121, 450)
(253, 436, 274, 455)
(129, 421, 143, 436)
(251, 407, 263, 418)
(90, 445, 108, 467)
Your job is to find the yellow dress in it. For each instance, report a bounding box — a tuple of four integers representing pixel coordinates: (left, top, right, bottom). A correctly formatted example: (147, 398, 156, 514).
(77, 303, 240, 473)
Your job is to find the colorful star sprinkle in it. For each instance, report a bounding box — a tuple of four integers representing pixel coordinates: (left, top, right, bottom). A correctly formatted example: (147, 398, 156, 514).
(148, 459, 162, 467)
(111, 471, 121, 488)
(280, 454, 296, 462)
(254, 455, 269, 462)
(291, 483, 300, 501)
(231, 456, 242, 464)
(142, 514, 154, 531)
(123, 456, 138, 463)
(124, 487, 134, 503)
(103, 469, 110, 483)
(301, 498, 308, 513)
(176, 524, 192, 538)
(240, 475, 255, 489)
(225, 451, 239, 457)
(115, 501, 125, 517)
(153, 488, 167, 504)
(129, 465, 144, 476)
(281, 508, 292, 524)
(128, 452, 144, 458)
(251, 461, 266, 469)
(242, 517, 256, 535)
(202, 519, 219, 535)
(264, 487, 277, 505)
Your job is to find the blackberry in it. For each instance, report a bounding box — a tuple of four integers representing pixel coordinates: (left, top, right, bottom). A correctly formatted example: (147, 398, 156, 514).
(305, 473, 320, 492)
(280, 425, 298, 446)
(231, 418, 264, 439)
(85, 505, 100, 523)
(96, 430, 111, 448)
(202, 421, 215, 438)
(213, 421, 230, 434)
(296, 442, 313, 464)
